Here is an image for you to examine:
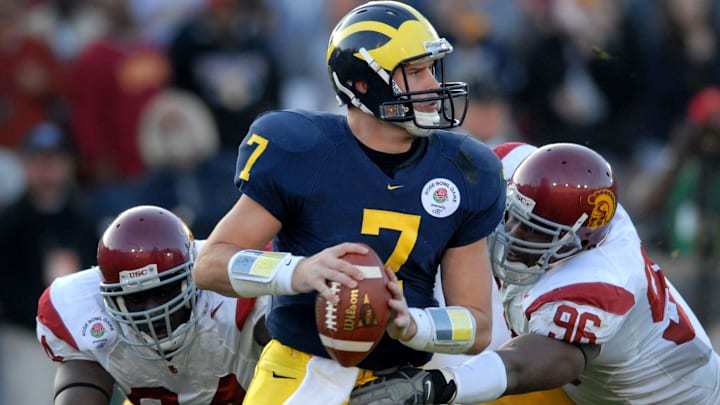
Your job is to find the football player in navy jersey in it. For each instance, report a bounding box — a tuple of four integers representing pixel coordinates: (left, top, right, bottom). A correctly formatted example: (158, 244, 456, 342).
(193, 1, 506, 403)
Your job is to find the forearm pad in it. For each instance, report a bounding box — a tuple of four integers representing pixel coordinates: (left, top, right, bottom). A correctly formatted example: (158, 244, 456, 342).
(401, 306, 476, 354)
(227, 250, 303, 297)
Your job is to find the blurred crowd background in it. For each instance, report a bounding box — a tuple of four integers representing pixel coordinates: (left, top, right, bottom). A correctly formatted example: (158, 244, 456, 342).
(0, 0, 719, 403)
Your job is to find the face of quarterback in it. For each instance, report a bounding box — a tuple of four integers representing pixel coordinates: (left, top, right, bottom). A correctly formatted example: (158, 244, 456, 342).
(392, 59, 442, 115)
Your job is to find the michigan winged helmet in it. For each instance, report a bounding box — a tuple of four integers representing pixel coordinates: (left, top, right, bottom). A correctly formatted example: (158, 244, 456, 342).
(327, 1, 468, 136)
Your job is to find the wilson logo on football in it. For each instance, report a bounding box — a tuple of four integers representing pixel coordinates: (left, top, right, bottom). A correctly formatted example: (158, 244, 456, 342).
(342, 288, 361, 331)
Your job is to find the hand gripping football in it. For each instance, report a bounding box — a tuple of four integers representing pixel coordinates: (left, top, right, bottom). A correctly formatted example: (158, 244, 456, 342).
(315, 244, 391, 367)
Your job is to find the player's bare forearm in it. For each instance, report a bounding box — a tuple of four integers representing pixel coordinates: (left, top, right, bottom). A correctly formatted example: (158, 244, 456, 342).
(496, 334, 599, 394)
(194, 195, 280, 296)
(441, 239, 494, 353)
(54, 360, 115, 405)
(193, 240, 240, 296)
(465, 307, 492, 353)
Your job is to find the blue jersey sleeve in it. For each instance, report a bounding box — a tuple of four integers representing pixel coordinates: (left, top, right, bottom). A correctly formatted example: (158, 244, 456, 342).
(233, 110, 335, 222)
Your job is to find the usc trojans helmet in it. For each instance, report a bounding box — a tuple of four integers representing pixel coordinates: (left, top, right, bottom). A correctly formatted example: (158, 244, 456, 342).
(327, 1, 468, 136)
(490, 143, 618, 285)
(98, 205, 198, 360)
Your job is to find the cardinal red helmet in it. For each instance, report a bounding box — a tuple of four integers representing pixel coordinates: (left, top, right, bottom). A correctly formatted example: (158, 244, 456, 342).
(98, 205, 198, 360)
(489, 143, 618, 285)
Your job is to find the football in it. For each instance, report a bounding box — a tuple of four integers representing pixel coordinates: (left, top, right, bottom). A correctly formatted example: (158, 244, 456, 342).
(315, 244, 391, 367)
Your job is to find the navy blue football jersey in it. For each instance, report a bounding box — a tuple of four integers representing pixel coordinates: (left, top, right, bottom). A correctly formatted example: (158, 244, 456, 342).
(234, 109, 505, 370)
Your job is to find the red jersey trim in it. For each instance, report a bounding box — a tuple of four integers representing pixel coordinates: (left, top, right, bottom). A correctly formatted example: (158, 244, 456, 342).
(37, 287, 79, 350)
(235, 298, 256, 330)
(525, 282, 635, 319)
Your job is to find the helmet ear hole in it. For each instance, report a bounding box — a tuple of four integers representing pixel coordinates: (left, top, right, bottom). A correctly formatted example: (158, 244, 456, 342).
(354, 81, 368, 94)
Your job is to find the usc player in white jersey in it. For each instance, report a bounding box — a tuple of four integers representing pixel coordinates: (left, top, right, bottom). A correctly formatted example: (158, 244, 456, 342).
(36, 206, 268, 404)
(350, 143, 720, 404)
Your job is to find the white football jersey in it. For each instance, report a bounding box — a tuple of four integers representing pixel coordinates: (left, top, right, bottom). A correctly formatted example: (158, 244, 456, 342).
(36, 267, 268, 405)
(500, 206, 720, 404)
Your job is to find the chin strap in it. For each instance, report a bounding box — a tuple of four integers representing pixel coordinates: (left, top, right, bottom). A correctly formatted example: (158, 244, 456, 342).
(395, 118, 434, 137)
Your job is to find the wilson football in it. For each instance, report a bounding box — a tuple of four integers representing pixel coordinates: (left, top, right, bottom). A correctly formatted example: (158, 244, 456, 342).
(315, 244, 391, 367)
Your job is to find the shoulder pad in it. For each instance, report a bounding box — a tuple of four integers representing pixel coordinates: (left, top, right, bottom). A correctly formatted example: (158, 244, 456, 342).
(248, 110, 346, 153)
(37, 269, 118, 352)
(434, 132, 503, 180)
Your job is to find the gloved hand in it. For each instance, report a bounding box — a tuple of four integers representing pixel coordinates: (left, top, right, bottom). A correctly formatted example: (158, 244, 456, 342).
(349, 366, 434, 405)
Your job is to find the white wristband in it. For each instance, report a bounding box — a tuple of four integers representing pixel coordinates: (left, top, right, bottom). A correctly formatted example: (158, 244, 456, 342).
(227, 250, 303, 297)
(403, 308, 433, 349)
(449, 351, 507, 403)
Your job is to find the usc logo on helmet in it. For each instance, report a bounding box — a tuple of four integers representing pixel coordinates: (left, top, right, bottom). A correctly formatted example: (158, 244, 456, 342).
(587, 189, 617, 229)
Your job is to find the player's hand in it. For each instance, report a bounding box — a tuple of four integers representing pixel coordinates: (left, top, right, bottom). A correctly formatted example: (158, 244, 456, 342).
(292, 242, 368, 303)
(384, 267, 415, 341)
(349, 366, 434, 405)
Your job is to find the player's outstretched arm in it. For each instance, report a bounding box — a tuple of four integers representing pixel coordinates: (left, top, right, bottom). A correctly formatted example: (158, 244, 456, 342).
(194, 195, 282, 296)
(351, 333, 599, 404)
(494, 333, 598, 395)
(53, 360, 115, 405)
(195, 195, 370, 301)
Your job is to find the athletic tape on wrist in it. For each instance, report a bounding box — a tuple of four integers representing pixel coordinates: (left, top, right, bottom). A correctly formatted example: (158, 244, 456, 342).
(227, 250, 303, 297)
(449, 351, 507, 403)
(402, 306, 476, 354)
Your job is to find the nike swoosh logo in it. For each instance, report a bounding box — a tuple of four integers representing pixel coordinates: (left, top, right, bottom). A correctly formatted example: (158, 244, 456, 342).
(425, 380, 432, 401)
(210, 302, 224, 319)
(272, 371, 296, 379)
(387, 184, 404, 190)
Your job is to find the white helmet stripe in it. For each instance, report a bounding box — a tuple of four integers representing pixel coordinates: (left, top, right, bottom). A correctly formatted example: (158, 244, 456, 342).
(358, 47, 391, 84)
